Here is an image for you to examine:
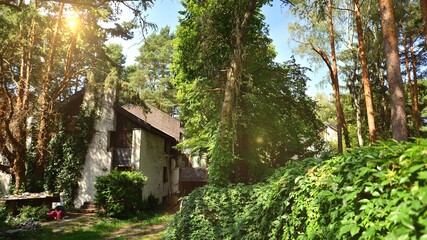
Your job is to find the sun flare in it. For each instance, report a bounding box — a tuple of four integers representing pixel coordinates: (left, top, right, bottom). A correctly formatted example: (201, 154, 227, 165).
(66, 14, 80, 32)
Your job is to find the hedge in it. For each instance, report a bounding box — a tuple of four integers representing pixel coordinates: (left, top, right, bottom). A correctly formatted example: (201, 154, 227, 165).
(165, 139, 427, 239)
(94, 170, 147, 219)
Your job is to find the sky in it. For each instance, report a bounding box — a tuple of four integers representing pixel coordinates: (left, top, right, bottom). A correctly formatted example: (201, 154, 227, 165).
(110, 0, 331, 97)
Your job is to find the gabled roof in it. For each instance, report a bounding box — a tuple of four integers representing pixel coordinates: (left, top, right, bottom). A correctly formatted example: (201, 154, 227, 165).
(121, 105, 182, 141)
(117, 105, 183, 142)
(180, 167, 207, 182)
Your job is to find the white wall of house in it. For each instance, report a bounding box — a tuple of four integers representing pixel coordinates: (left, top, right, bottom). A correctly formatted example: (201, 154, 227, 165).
(136, 129, 170, 204)
(74, 74, 116, 208)
(189, 153, 207, 168)
(132, 130, 142, 171)
(74, 130, 113, 208)
(0, 172, 10, 196)
(323, 126, 338, 143)
(171, 157, 180, 194)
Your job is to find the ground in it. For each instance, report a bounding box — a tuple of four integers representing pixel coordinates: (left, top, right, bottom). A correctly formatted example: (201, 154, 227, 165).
(36, 212, 171, 240)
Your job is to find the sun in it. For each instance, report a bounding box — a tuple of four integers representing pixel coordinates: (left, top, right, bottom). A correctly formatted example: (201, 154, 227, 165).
(66, 14, 80, 32)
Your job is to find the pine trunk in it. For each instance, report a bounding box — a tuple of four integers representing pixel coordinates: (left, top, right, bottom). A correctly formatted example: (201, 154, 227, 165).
(378, 0, 408, 141)
(328, 0, 350, 152)
(403, 37, 417, 136)
(35, 3, 64, 186)
(348, 57, 364, 147)
(420, 0, 427, 45)
(354, 0, 376, 142)
(409, 37, 420, 135)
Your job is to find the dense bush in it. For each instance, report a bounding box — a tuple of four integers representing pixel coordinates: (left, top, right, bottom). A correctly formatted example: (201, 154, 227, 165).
(16, 205, 49, 222)
(94, 170, 147, 219)
(0, 203, 8, 230)
(165, 139, 427, 239)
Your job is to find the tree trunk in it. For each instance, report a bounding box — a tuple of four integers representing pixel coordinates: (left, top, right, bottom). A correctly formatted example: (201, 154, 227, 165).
(0, 11, 37, 191)
(354, 0, 376, 142)
(420, 0, 427, 45)
(348, 55, 364, 147)
(211, 0, 257, 185)
(378, 0, 408, 141)
(327, 0, 350, 152)
(35, 3, 64, 187)
(403, 36, 418, 136)
(409, 37, 420, 136)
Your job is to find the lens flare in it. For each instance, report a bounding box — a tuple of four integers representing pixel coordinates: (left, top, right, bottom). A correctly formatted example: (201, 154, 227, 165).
(67, 14, 80, 32)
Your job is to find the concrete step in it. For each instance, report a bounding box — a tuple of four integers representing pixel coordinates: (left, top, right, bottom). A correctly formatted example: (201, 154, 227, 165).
(79, 202, 97, 213)
(79, 208, 97, 213)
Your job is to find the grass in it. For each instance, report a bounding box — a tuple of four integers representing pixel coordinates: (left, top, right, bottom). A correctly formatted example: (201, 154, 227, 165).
(34, 211, 172, 240)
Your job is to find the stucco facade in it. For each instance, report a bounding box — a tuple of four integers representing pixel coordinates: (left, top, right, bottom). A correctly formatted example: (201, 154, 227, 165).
(74, 76, 117, 208)
(135, 129, 171, 203)
(0, 172, 10, 196)
(75, 100, 181, 207)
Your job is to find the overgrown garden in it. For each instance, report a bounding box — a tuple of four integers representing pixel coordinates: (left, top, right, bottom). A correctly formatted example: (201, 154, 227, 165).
(1, 0, 427, 238)
(166, 139, 427, 239)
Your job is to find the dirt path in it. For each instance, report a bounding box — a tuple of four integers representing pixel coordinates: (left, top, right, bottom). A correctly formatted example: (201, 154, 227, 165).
(40, 213, 99, 233)
(106, 222, 168, 240)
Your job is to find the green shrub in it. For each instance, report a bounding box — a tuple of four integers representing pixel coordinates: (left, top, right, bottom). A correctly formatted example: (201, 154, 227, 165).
(16, 205, 49, 222)
(94, 170, 147, 219)
(0, 202, 9, 230)
(141, 193, 159, 210)
(166, 139, 427, 239)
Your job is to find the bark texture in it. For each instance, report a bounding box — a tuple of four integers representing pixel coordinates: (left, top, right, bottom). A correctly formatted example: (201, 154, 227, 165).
(213, 0, 257, 185)
(354, 0, 376, 142)
(421, 0, 427, 45)
(378, 0, 408, 141)
(35, 3, 65, 186)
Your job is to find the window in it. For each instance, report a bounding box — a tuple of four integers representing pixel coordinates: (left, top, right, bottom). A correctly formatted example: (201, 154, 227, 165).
(164, 140, 171, 155)
(163, 167, 168, 182)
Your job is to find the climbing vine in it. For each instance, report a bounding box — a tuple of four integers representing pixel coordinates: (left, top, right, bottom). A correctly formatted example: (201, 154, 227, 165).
(45, 111, 97, 208)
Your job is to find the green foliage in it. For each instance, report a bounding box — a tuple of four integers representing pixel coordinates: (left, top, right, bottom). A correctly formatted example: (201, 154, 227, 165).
(94, 170, 147, 219)
(165, 184, 254, 240)
(16, 205, 49, 222)
(0, 202, 9, 230)
(141, 194, 159, 210)
(166, 139, 427, 239)
(122, 27, 176, 114)
(45, 112, 96, 208)
(174, 0, 324, 184)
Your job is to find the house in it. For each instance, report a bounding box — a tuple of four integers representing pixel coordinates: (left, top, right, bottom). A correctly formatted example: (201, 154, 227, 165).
(70, 75, 209, 208)
(321, 123, 338, 143)
(74, 98, 186, 207)
(0, 82, 207, 205)
(0, 162, 10, 196)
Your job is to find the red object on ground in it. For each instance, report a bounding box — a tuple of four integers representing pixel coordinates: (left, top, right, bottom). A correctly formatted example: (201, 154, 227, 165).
(48, 209, 64, 220)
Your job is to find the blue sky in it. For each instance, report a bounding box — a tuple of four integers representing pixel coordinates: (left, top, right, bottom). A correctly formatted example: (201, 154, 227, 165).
(112, 0, 331, 97)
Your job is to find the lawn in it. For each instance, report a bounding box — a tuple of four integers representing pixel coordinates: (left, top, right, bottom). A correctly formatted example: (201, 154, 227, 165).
(35, 211, 172, 240)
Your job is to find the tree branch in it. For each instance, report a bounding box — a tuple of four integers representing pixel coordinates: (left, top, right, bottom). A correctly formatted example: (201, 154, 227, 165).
(0, 1, 22, 11)
(332, 6, 354, 12)
(240, 0, 258, 38)
(0, 164, 12, 174)
(39, 0, 153, 8)
(208, 88, 223, 92)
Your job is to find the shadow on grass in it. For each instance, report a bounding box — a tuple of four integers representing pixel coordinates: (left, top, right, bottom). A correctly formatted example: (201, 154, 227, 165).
(33, 210, 172, 240)
(36, 228, 108, 240)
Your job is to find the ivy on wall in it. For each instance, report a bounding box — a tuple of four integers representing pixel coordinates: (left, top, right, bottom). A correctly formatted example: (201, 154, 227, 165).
(45, 110, 97, 208)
